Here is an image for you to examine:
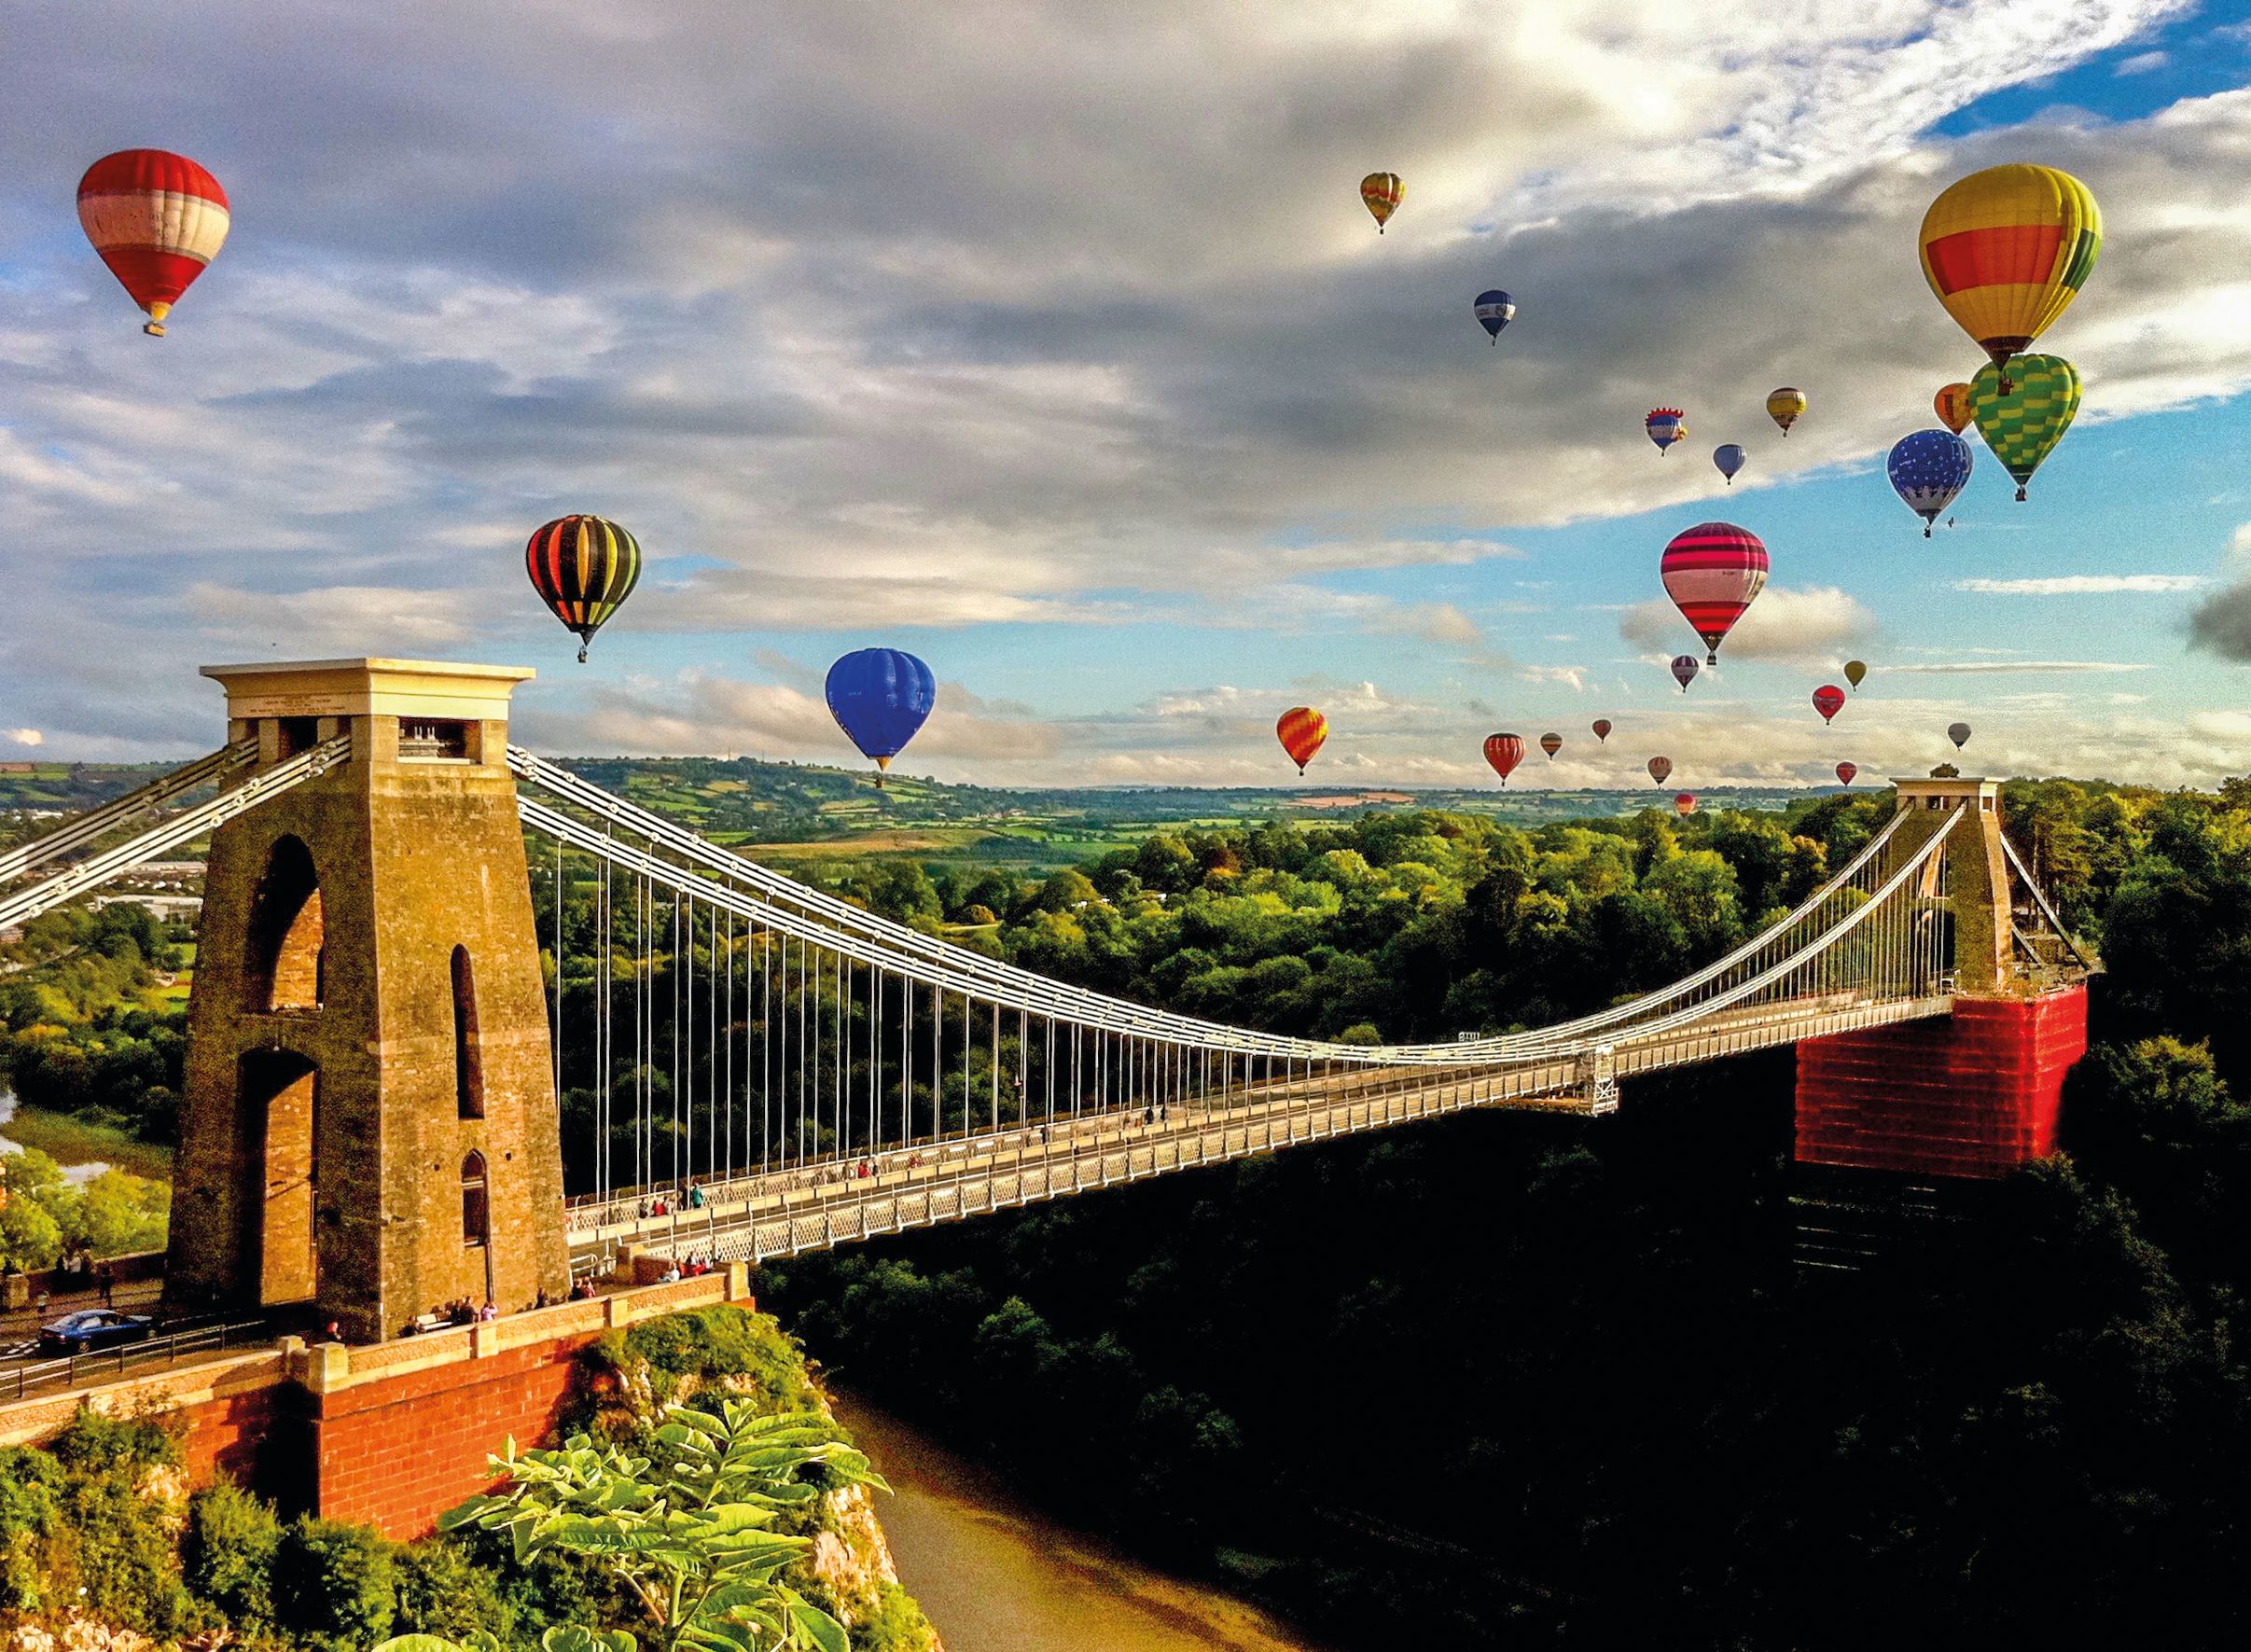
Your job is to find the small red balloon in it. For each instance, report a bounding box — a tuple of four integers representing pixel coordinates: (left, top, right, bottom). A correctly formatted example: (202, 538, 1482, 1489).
(1812, 685, 1846, 724)
(1591, 718, 1612, 743)
(1647, 756, 1673, 785)
(1674, 792, 1697, 817)
(1483, 732, 1525, 785)
(1836, 761, 1857, 786)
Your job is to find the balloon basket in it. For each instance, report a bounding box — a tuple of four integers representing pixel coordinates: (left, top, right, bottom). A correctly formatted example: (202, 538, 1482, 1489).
(143, 321, 166, 338)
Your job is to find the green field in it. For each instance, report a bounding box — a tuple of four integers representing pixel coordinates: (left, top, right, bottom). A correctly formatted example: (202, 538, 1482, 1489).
(0, 1103, 174, 1180)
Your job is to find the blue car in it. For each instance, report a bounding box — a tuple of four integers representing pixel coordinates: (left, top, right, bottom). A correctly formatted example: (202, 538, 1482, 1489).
(38, 1310, 154, 1356)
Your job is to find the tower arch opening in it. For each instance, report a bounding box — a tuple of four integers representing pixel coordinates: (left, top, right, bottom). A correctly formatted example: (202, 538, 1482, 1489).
(247, 835, 324, 1011)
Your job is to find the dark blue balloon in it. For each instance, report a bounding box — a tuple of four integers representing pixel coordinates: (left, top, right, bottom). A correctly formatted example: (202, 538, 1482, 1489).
(1886, 428, 1973, 536)
(826, 647, 937, 770)
(1474, 289, 1516, 340)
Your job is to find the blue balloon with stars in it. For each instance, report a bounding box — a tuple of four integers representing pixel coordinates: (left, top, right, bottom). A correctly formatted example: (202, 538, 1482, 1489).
(1886, 428, 1973, 537)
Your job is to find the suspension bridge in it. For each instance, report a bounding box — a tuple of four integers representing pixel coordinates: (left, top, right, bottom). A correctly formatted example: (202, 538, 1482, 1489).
(0, 659, 2091, 1341)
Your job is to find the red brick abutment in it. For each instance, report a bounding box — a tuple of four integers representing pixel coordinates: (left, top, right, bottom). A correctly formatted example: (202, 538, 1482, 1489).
(0, 1270, 752, 1540)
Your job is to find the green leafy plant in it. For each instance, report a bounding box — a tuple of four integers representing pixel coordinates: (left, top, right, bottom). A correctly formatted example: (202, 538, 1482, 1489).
(439, 1396, 886, 1652)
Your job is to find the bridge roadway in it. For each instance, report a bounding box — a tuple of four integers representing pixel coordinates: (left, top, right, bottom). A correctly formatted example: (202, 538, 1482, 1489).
(571, 988, 1954, 1267)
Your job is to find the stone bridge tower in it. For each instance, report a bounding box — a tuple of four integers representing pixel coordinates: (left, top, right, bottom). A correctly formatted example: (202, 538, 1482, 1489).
(167, 659, 569, 1340)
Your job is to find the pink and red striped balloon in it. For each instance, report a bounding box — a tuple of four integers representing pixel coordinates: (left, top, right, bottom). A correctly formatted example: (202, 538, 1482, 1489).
(1660, 522, 1769, 664)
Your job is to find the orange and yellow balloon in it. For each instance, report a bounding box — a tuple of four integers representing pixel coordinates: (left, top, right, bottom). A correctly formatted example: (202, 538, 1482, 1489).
(1276, 707, 1327, 774)
(1360, 173, 1403, 233)
(1918, 164, 2101, 386)
(1934, 382, 1974, 434)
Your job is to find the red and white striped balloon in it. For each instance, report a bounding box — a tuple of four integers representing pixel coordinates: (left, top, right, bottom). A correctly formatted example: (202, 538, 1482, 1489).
(1660, 521, 1769, 665)
(77, 150, 230, 336)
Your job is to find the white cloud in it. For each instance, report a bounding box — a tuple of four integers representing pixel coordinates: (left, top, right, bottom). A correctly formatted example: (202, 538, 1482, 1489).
(1618, 584, 1877, 663)
(5, 729, 43, 747)
(1952, 574, 2206, 594)
(1881, 659, 2156, 674)
(2115, 49, 2170, 75)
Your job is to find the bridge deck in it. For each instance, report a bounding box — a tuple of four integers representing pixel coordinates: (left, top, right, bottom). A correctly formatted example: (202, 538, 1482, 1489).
(573, 990, 1953, 1266)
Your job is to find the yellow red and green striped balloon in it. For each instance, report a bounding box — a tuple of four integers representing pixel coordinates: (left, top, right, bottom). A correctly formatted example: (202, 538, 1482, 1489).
(1359, 172, 1403, 232)
(1919, 164, 2100, 378)
(525, 514, 642, 661)
(1968, 354, 2081, 502)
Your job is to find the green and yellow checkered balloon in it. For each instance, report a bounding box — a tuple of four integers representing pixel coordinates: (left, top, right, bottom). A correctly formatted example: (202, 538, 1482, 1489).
(1970, 354, 2081, 501)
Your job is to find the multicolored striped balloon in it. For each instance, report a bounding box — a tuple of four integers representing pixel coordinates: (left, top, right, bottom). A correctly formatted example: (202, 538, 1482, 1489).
(1539, 732, 1563, 759)
(1671, 655, 1700, 692)
(1360, 173, 1403, 232)
(1277, 706, 1327, 773)
(1970, 354, 2081, 501)
(1474, 289, 1515, 340)
(1919, 164, 2100, 384)
(1766, 387, 1805, 436)
(1646, 408, 1688, 453)
(1674, 792, 1697, 818)
(1660, 522, 1768, 663)
(1647, 756, 1673, 785)
(1483, 732, 1525, 785)
(525, 515, 643, 661)
(76, 150, 230, 336)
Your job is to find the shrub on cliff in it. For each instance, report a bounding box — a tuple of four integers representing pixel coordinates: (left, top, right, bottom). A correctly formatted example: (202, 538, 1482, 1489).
(182, 1482, 280, 1627)
(272, 1518, 397, 1652)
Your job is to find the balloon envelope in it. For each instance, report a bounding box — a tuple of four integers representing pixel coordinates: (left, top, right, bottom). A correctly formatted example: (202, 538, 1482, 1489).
(1539, 731, 1563, 759)
(1948, 721, 1972, 750)
(1671, 655, 1700, 692)
(1920, 164, 2100, 375)
(1970, 354, 2081, 501)
(1474, 289, 1515, 340)
(1484, 732, 1525, 784)
(1887, 430, 1973, 535)
(77, 150, 230, 336)
(1934, 382, 1974, 434)
(1661, 522, 1769, 662)
(1360, 172, 1403, 231)
(1647, 756, 1673, 784)
(1813, 685, 1845, 724)
(1276, 706, 1327, 773)
(1591, 718, 1612, 743)
(1836, 761, 1857, 786)
(1674, 792, 1697, 817)
(1766, 387, 1805, 435)
(1713, 443, 1746, 484)
(1844, 659, 1868, 690)
(1646, 408, 1687, 452)
(827, 648, 938, 772)
(525, 515, 643, 661)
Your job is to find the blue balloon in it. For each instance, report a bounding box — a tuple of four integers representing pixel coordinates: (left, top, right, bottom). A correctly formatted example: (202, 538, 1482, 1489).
(1886, 429, 1973, 537)
(1713, 443, 1745, 484)
(825, 647, 937, 775)
(1473, 288, 1515, 341)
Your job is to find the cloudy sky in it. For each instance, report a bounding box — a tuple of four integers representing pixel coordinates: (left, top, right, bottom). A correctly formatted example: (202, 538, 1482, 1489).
(7, 1, 2251, 789)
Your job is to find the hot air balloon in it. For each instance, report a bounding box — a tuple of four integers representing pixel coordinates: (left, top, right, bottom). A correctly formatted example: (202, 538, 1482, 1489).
(1836, 761, 1857, 786)
(1919, 164, 2101, 391)
(1934, 382, 1974, 435)
(1591, 718, 1612, 743)
(1713, 444, 1746, 486)
(1277, 707, 1327, 774)
(1647, 756, 1673, 785)
(76, 150, 230, 337)
(1970, 354, 2081, 501)
(525, 515, 643, 661)
(1813, 685, 1845, 724)
(1948, 721, 1972, 751)
(1474, 289, 1515, 341)
(1766, 387, 1806, 436)
(1360, 173, 1403, 232)
(1844, 659, 1868, 692)
(1671, 655, 1700, 693)
(827, 648, 938, 784)
(1674, 792, 1697, 818)
(1646, 409, 1688, 453)
(1484, 732, 1526, 785)
(1539, 732, 1563, 759)
(1661, 522, 1769, 663)
(1886, 430, 1974, 536)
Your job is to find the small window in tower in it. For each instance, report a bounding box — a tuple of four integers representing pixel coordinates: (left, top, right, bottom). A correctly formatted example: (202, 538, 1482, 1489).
(399, 719, 472, 762)
(275, 716, 321, 758)
(452, 946, 484, 1119)
(462, 1150, 490, 1247)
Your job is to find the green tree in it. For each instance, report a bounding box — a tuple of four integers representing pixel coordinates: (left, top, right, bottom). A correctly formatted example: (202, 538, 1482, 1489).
(443, 1398, 885, 1652)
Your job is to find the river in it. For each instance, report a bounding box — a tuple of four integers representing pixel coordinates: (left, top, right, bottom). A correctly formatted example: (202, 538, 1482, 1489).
(0, 1084, 114, 1185)
(833, 1395, 1323, 1652)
